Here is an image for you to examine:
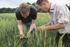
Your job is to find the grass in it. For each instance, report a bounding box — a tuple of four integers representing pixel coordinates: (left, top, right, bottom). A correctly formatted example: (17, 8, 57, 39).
(0, 13, 64, 47)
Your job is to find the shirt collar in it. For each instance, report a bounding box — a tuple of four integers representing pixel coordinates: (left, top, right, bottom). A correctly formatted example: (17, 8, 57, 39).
(49, 3, 55, 13)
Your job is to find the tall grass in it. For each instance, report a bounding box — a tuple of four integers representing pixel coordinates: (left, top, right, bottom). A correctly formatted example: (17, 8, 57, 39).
(0, 13, 64, 47)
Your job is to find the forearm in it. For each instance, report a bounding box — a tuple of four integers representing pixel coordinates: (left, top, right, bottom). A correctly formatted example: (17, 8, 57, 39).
(29, 23, 36, 32)
(17, 20, 24, 34)
(45, 23, 65, 30)
(17, 24, 24, 34)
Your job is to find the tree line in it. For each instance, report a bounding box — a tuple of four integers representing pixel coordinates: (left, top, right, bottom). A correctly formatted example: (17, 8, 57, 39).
(0, 2, 37, 13)
(0, 2, 70, 13)
(0, 8, 16, 13)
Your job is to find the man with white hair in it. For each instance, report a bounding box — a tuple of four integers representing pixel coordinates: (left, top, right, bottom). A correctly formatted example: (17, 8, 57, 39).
(36, 0, 70, 47)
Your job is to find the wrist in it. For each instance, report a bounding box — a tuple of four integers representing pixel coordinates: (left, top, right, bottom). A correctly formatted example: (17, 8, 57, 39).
(28, 31, 31, 33)
(19, 31, 24, 34)
(45, 26, 50, 30)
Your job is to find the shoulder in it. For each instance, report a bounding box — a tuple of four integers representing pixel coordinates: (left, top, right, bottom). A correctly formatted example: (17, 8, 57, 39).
(15, 8, 22, 18)
(56, 4, 69, 11)
(51, 3, 69, 14)
(15, 8, 22, 16)
(15, 8, 20, 14)
(30, 6, 37, 13)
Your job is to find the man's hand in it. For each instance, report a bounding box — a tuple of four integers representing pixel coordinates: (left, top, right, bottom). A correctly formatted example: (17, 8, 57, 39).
(19, 33, 25, 39)
(27, 32, 31, 38)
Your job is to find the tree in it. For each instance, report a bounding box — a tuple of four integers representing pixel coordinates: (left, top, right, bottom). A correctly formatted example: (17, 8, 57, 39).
(0, 8, 16, 13)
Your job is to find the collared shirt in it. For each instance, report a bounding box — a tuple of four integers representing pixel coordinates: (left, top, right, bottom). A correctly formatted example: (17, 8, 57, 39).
(49, 3, 70, 33)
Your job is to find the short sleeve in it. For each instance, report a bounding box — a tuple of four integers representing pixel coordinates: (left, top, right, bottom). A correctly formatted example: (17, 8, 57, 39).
(31, 7, 37, 20)
(15, 9, 22, 20)
(57, 5, 69, 24)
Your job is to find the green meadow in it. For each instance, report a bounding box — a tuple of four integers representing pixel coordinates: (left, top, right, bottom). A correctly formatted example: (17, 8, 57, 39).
(0, 13, 64, 47)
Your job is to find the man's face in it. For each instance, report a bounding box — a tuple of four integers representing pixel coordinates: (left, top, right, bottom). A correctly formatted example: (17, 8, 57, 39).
(38, 2, 50, 12)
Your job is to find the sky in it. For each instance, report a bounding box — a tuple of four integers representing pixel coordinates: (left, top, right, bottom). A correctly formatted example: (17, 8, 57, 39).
(0, 0, 70, 8)
(0, 0, 37, 8)
(49, 0, 70, 6)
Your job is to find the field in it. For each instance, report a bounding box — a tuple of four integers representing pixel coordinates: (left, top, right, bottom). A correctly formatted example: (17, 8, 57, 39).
(0, 13, 64, 47)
